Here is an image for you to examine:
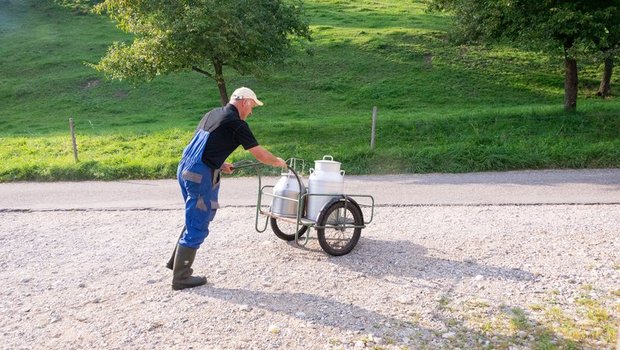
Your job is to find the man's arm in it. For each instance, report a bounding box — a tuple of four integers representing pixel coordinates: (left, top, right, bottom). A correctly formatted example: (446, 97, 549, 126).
(248, 146, 287, 168)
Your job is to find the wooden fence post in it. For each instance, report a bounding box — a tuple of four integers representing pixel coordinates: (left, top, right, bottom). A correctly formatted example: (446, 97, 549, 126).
(69, 117, 79, 162)
(370, 106, 378, 150)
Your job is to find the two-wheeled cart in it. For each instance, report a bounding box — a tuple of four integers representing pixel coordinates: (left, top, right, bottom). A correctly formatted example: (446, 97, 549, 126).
(233, 158, 374, 256)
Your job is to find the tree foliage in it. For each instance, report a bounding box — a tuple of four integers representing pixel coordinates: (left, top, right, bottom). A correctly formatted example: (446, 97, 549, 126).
(428, 0, 619, 51)
(92, 0, 311, 105)
(427, 0, 620, 110)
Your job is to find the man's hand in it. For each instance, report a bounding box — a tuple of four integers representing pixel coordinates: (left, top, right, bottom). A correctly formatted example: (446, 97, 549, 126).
(275, 157, 287, 168)
(221, 162, 234, 175)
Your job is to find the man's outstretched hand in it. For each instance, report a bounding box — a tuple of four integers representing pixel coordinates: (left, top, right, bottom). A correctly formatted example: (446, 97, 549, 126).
(221, 162, 234, 174)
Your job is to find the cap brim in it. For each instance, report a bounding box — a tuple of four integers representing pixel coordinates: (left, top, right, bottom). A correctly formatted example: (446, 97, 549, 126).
(254, 98, 264, 106)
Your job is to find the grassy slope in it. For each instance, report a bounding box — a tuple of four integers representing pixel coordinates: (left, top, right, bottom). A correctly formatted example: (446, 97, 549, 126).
(0, 0, 619, 181)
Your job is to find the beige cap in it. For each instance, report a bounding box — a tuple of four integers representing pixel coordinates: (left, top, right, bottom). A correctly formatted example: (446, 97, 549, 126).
(231, 87, 263, 106)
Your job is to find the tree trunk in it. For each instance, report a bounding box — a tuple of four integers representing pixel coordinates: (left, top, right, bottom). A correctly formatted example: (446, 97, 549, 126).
(563, 49, 578, 113)
(213, 60, 228, 106)
(191, 63, 228, 106)
(596, 56, 613, 98)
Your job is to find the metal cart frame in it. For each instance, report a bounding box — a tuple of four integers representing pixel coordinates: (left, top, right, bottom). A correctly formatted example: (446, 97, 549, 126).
(234, 158, 375, 256)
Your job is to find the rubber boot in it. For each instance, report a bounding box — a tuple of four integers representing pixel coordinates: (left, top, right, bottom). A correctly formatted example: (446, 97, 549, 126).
(165, 247, 176, 270)
(166, 226, 185, 270)
(172, 244, 207, 291)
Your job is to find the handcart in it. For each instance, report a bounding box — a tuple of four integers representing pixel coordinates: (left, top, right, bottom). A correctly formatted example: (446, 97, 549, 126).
(232, 158, 374, 256)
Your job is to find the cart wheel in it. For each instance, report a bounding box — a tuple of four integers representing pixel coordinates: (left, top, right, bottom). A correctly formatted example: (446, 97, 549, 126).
(316, 199, 363, 256)
(270, 218, 308, 241)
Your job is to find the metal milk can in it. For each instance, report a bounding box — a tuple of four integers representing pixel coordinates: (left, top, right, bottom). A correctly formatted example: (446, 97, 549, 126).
(306, 155, 345, 221)
(271, 170, 305, 217)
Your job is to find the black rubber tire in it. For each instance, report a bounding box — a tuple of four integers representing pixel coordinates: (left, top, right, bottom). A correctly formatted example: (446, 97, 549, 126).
(316, 200, 363, 256)
(270, 217, 308, 241)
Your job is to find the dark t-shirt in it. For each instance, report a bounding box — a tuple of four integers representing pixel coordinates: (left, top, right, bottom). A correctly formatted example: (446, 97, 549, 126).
(196, 104, 259, 169)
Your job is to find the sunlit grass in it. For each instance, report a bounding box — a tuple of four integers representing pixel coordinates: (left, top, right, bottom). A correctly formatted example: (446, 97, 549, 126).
(452, 294, 618, 349)
(0, 0, 618, 181)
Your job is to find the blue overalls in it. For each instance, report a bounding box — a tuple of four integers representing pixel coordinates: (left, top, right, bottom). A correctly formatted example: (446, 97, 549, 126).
(177, 129, 220, 249)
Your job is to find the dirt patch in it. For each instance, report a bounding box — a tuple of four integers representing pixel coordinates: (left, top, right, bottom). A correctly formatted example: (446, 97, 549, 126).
(80, 78, 101, 90)
(113, 90, 128, 99)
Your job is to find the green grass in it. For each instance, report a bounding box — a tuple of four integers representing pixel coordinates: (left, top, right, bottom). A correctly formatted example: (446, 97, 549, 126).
(454, 295, 618, 349)
(1, 0, 619, 181)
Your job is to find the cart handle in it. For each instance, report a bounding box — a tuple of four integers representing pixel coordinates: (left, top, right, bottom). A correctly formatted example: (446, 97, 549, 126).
(230, 160, 262, 170)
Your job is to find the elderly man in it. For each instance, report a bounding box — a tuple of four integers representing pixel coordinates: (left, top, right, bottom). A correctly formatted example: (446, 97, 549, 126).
(168, 87, 286, 290)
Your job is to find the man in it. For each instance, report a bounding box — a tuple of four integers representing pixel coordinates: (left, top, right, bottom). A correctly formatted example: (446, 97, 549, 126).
(168, 87, 287, 290)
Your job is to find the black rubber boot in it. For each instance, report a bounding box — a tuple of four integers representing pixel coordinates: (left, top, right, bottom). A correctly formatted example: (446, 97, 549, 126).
(172, 244, 207, 291)
(165, 250, 175, 270)
(166, 226, 186, 270)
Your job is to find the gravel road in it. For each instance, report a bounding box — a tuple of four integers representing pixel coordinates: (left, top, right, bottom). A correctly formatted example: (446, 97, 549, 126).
(1, 169, 619, 349)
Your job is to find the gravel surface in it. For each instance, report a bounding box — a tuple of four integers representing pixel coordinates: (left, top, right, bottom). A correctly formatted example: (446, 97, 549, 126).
(1, 201, 619, 349)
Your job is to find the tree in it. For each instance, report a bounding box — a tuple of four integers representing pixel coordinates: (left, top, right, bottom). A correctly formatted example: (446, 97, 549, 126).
(593, 5, 620, 97)
(597, 55, 614, 97)
(92, 0, 310, 105)
(428, 0, 620, 112)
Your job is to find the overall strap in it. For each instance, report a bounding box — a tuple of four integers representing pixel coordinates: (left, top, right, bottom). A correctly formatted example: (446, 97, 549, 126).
(197, 110, 235, 134)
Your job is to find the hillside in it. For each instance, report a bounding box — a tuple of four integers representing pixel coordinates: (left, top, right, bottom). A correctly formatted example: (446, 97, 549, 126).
(0, 0, 618, 180)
